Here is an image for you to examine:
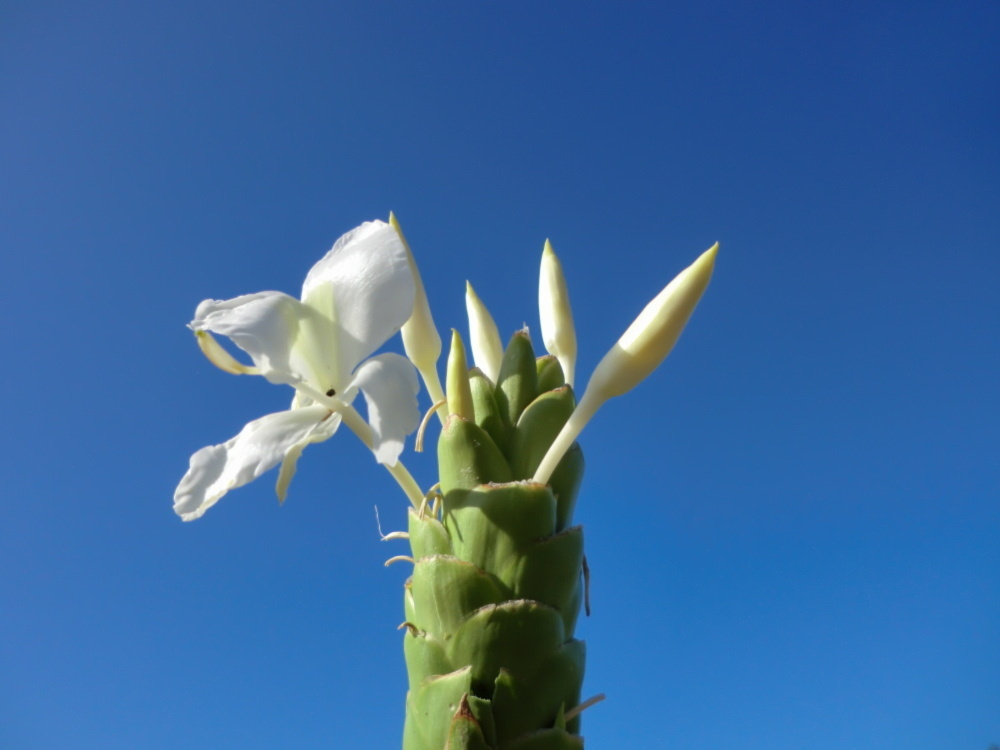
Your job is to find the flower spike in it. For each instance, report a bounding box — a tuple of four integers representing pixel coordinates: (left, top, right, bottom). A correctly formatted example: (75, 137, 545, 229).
(539, 239, 578, 388)
(533, 242, 718, 484)
(465, 281, 504, 383)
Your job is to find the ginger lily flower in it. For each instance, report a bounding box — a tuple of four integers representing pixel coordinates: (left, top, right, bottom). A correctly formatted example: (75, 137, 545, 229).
(174, 220, 421, 521)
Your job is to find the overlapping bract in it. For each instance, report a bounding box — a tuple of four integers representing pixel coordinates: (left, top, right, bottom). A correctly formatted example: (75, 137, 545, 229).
(403, 334, 586, 750)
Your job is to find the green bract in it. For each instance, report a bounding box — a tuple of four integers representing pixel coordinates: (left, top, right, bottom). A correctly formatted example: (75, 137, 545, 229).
(403, 334, 586, 750)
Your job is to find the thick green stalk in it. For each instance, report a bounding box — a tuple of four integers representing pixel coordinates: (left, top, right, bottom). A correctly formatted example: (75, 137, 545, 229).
(402, 335, 588, 749)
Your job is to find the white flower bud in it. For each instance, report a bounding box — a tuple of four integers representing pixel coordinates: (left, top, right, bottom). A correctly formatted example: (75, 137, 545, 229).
(533, 242, 718, 485)
(390, 212, 446, 408)
(465, 281, 504, 383)
(586, 242, 718, 401)
(538, 240, 577, 387)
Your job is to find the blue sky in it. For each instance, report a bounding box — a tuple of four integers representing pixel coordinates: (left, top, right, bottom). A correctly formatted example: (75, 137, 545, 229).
(1, 1, 997, 748)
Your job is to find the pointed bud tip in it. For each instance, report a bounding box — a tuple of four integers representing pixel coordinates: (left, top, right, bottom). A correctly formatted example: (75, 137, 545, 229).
(543, 238, 554, 255)
(692, 241, 719, 277)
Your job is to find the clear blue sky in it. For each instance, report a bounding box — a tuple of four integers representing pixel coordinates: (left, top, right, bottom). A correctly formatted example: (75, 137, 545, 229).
(2, 1, 997, 748)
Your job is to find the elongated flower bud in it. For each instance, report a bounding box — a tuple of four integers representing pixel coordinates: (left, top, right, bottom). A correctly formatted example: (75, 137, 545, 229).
(446, 330, 475, 421)
(539, 240, 577, 388)
(465, 281, 504, 384)
(587, 242, 718, 400)
(391, 212, 447, 410)
(533, 242, 718, 484)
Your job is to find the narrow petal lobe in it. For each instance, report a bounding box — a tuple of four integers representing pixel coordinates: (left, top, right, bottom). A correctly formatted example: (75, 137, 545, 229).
(173, 406, 339, 521)
(350, 353, 421, 466)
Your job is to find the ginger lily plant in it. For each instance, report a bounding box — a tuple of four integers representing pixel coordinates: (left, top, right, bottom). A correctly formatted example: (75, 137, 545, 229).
(174, 216, 717, 748)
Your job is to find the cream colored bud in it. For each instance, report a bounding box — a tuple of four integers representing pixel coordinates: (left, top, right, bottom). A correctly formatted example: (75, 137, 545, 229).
(390, 212, 446, 413)
(445, 330, 475, 421)
(391, 213, 442, 372)
(587, 242, 718, 401)
(195, 330, 259, 375)
(465, 281, 504, 383)
(532, 242, 718, 485)
(539, 240, 577, 387)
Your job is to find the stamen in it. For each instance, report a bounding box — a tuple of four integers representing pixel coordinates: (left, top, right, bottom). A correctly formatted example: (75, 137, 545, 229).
(374, 506, 409, 541)
(415, 399, 448, 452)
(564, 693, 606, 723)
(384, 555, 415, 567)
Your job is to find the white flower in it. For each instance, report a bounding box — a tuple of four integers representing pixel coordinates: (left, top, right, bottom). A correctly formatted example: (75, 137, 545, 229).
(174, 220, 421, 521)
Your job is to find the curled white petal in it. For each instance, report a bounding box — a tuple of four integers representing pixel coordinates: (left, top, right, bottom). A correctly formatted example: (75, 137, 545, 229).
(301, 220, 416, 375)
(350, 353, 420, 466)
(173, 406, 339, 521)
(192, 292, 342, 390)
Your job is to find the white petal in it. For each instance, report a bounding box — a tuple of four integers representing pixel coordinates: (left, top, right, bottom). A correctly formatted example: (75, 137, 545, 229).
(173, 406, 338, 521)
(350, 353, 420, 466)
(192, 292, 342, 391)
(276, 411, 343, 502)
(301, 221, 415, 373)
